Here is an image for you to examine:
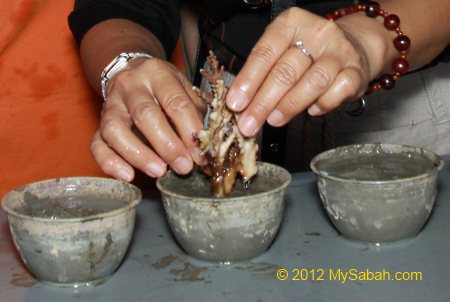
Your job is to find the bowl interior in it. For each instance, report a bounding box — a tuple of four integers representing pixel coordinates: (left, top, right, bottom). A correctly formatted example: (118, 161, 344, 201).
(2, 177, 142, 221)
(310, 143, 443, 183)
(156, 161, 291, 201)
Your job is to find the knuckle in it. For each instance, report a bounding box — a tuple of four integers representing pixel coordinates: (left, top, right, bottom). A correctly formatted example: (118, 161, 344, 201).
(306, 66, 331, 91)
(254, 96, 273, 114)
(163, 93, 192, 115)
(284, 97, 299, 112)
(250, 44, 277, 65)
(271, 62, 299, 86)
(130, 101, 158, 125)
(89, 141, 121, 176)
(100, 118, 123, 142)
(89, 138, 101, 155)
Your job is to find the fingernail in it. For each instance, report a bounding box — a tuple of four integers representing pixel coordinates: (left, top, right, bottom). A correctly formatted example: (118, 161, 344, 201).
(173, 156, 193, 174)
(267, 110, 284, 126)
(227, 88, 248, 111)
(239, 115, 258, 137)
(308, 104, 323, 116)
(146, 162, 166, 178)
(117, 168, 133, 182)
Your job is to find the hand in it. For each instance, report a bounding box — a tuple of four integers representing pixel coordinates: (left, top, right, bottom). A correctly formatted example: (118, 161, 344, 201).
(226, 7, 376, 137)
(91, 57, 206, 182)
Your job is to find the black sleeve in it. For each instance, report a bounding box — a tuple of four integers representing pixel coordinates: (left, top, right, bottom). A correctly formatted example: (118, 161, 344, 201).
(68, 0, 181, 59)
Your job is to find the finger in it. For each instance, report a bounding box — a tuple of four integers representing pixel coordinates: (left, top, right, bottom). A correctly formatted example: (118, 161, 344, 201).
(308, 66, 364, 115)
(174, 72, 208, 165)
(179, 72, 208, 115)
(174, 71, 208, 165)
(150, 68, 207, 167)
(90, 130, 135, 182)
(237, 47, 312, 136)
(100, 100, 168, 177)
(269, 56, 342, 124)
(226, 15, 297, 112)
(111, 61, 197, 174)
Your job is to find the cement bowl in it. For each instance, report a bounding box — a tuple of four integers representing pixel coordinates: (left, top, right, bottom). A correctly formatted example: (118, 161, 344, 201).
(1, 177, 141, 287)
(310, 143, 444, 244)
(156, 162, 291, 262)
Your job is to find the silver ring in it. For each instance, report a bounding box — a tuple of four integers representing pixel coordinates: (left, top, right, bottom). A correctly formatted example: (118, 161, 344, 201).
(294, 39, 314, 62)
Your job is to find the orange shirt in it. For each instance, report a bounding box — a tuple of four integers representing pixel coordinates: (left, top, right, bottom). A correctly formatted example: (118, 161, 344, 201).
(0, 0, 185, 199)
(0, 0, 105, 199)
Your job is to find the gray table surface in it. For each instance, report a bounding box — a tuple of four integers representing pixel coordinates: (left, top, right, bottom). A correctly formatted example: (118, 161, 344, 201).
(1, 156, 450, 302)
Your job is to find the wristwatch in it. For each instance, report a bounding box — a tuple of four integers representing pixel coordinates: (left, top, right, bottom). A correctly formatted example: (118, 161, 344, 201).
(100, 52, 154, 101)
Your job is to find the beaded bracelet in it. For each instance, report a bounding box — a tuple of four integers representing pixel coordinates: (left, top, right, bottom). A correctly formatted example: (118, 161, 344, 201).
(325, 1, 410, 94)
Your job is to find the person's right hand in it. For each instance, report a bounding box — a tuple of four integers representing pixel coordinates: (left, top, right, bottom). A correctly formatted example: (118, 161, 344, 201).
(91, 57, 206, 182)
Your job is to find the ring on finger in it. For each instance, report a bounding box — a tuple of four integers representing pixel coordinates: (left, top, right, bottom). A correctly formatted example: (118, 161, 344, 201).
(294, 39, 314, 62)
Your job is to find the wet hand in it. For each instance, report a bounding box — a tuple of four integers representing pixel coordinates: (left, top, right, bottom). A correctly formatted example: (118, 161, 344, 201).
(91, 57, 206, 182)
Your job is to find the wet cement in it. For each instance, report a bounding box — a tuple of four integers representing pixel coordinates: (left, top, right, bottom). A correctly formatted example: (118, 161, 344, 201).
(20, 194, 128, 218)
(161, 171, 283, 198)
(316, 153, 436, 181)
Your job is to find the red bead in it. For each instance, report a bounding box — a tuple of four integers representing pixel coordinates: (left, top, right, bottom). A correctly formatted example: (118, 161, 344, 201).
(380, 74, 396, 90)
(394, 35, 411, 51)
(345, 6, 357, 14)
(325, 13, 336, 21)
(392, 58, 409, 74)
(324, 2, 410, 95)
(365, 86, 374, 94)
(366, 3, 380, 17)
(384, 14, 400, 30)
(338, 9, 347, 17)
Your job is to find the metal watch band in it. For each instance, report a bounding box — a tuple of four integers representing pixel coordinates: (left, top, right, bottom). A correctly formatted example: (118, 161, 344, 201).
(100, 52, 154, 101)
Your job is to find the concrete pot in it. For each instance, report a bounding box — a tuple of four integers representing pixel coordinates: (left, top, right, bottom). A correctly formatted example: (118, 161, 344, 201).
(310, 143, 444, 244)
(2, 177, 141, 287)
(157, 162, 291, 262)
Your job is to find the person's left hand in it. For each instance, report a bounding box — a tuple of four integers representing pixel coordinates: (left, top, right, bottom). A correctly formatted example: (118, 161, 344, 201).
(226, 7, 375, 137)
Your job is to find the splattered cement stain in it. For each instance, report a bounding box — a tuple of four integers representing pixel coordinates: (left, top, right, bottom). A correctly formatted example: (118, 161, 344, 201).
(150, 253, 280, 283)
(169, 262, 208, 282)
(233, 262, 281, 277)
(151, 254, 209, 283)
(151, 254, 178, 270)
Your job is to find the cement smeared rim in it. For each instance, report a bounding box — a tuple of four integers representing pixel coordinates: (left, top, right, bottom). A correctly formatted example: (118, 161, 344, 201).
(310, 143, 445, 184)
(1, 177, 142, 223)
(156, 162, 292, 202)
